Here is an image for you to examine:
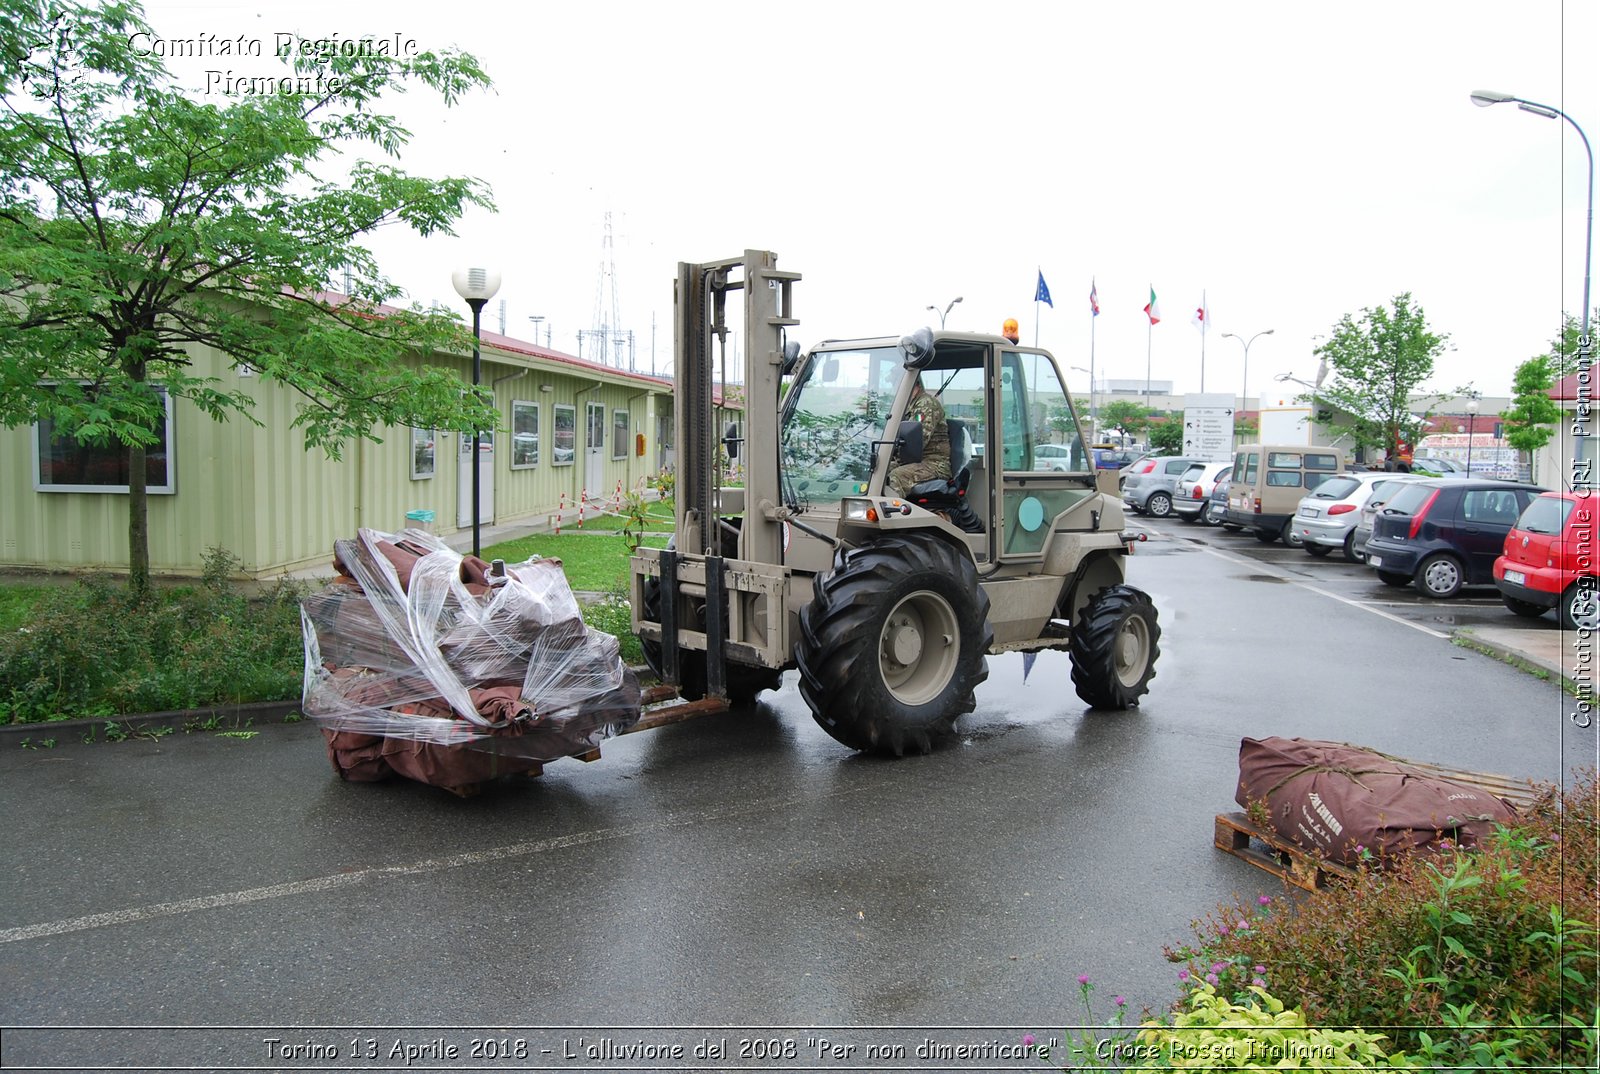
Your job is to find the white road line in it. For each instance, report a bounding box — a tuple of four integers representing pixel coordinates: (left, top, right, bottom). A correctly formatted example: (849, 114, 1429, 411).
(0, 789, 864, 945)
(1186, 540, 1451, 639)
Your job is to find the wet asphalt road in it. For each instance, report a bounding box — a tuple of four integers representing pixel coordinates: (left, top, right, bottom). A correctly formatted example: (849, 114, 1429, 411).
(1, 519, 1593, 1069)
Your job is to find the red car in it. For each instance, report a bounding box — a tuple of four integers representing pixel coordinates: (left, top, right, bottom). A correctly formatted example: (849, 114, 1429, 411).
(1493, 490, 1600, 629)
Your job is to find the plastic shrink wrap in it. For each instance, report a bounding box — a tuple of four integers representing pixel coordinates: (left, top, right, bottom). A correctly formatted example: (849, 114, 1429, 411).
(301, 529, 641, 793)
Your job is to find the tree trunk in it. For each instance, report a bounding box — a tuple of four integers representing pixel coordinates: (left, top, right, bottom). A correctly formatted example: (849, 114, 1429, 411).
(127, 361, 150, 600)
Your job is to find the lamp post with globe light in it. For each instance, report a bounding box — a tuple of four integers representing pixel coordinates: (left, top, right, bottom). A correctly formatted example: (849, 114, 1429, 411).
(1466, 395, 1480, 475)
(452, 267, 502, 557)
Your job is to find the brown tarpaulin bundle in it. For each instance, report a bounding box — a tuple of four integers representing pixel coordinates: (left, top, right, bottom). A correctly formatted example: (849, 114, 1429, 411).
(1235, 736, 1520, 865)
(300, 529, 641, 794)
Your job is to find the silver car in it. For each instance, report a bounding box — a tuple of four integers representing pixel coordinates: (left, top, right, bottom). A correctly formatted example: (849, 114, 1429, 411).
(1122, 455, 1207, 518)
(1293, 472, 1397, 562)
(1172, 461, 1231, 523)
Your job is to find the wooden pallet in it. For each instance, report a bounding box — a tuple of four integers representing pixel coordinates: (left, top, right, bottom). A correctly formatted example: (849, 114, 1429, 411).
(1214, 812, 1358, 891)
(1214, 761, 1556, 891)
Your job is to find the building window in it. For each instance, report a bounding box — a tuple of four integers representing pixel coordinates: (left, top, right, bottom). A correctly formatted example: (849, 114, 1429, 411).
(411, 427, 436, 480)
(553, 404, 576, 466)
(511, 401, 539, 469)
(613, 408, 629, 460)
(34, 386, 176, 494)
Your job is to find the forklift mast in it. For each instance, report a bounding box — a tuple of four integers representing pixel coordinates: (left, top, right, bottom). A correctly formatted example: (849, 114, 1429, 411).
(674, 250, 799, 564)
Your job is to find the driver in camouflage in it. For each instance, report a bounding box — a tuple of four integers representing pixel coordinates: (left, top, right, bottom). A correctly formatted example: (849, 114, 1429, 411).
(889, 375, 951, 497)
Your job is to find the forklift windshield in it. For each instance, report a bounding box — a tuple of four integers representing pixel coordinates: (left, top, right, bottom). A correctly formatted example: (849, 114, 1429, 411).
(781, 346, 899, 504)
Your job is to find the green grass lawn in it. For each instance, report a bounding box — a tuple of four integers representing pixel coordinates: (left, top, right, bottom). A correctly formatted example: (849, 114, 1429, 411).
(481, 532, 670, 593)
(0, 585, 52, 633)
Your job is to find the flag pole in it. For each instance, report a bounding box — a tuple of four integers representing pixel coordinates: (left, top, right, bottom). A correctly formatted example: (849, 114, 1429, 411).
(1034, 298, 1040, 347)
(1145, 318, 1153, 414)
(1089, 306, 1097, 439)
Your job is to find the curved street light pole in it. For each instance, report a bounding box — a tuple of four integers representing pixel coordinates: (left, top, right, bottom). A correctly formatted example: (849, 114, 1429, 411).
(926, 296, 963, 329)
(1222, 329, 1274, 442)
(1472, 91, 1593, 346)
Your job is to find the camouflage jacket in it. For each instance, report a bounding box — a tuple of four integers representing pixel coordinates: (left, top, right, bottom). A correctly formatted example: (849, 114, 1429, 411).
(909, 391, 950, 471)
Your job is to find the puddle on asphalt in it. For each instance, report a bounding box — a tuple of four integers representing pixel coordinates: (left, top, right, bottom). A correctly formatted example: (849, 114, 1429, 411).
(1239, 574, 1287, 584)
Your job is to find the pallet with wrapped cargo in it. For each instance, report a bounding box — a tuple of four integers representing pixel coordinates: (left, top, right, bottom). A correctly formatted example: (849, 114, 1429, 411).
(1214, 755, 1552, 892)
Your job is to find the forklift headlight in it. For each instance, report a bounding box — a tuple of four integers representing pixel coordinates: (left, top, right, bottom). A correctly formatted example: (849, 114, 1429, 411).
(842, 497, 878, 524)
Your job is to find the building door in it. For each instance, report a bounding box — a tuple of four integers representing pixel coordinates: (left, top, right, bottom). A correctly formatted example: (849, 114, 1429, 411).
(586, 402, 606, 495)
(457, 429, 494, 527)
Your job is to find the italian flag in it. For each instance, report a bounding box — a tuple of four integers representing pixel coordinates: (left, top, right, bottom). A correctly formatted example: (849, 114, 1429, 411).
(1144, 287, 1161, 325)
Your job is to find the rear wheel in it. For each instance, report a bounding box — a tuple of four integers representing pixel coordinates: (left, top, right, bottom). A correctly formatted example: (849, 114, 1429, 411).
(1145, 491, 1173, 518)
(1378, 570, 1412, 588)
(1342, 531, 1363, 563)
(1501, 594, 1547, 619)
(795, 536, 991, 755)
(1416, 553, 1464, 599)
(1282, 519, 1303, 547)
(1069, 585, 1161, 709)
(1304, 543, 1331, 558)
(1254, 528, 1278, 544)
(1559, 580, 1600, 631)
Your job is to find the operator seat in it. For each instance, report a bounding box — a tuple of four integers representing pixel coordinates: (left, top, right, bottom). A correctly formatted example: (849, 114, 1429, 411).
(906, 417, 984, 533)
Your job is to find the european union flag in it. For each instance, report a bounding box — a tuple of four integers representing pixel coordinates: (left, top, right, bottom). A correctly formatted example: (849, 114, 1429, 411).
(1035, 270, 1053, 307)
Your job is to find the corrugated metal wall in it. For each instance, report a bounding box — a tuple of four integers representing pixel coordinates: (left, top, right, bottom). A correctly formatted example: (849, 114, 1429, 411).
(1, 338, 689, 578)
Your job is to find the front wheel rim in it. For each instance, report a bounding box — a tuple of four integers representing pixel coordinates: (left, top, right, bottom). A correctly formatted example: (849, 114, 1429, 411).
(878, 590, 960, 705)
(1115, 614, 1152, 687)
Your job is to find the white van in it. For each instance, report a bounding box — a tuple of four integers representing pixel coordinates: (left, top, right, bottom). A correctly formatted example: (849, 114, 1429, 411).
(1225, 444, 1341, 544)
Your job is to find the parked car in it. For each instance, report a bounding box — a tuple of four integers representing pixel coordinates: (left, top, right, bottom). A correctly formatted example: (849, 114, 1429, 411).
(1364, 478, 1546, 598)
(1117, 452, 1158, 488)
(1092, 447, 1138, 470)
(1411, 456, 1471, 478)
(1172, 462, 1231, 523)
(1123, 455, 1207, 518)
(1493, 490, 1600, 629)
(1224, 444, 1341, 545)
(1032, 443, 1083, 471)
(1205, 473, 1232, 526)
(1292, 472, 1396, 562)
(1351, 473, 1434, 559)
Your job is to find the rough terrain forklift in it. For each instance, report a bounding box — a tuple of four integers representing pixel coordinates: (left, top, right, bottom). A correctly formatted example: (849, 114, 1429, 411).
(630, 250, 1160, 755)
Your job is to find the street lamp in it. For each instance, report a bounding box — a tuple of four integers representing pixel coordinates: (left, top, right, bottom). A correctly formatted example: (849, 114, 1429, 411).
(1223, 329, 1274, 440)
(1466, 394, 1480, 475)
(1071, 365, 1096, 438)
(452, 266, 502, 558)
(1471, 90, 1593, 366)
(926, 296, 962, 329)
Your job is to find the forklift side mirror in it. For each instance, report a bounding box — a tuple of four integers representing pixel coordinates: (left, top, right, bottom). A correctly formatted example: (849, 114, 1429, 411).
(781, 340, 802, 375)
(898, 326, 935, 369)
(723, 421, 741, 460)
(895, 420, 924, 463)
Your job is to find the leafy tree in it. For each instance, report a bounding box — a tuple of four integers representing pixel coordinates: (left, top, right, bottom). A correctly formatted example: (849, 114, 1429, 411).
(1501, 356, 1562, 458)
(1541, 310, 1599, 380)
(1147, 417, 1183, 454)
(0, 0, 499, 595)
(1047, 403, 1076, 443)
(1096, 399, 1150, 441)
(1311, 293, 1455, 460)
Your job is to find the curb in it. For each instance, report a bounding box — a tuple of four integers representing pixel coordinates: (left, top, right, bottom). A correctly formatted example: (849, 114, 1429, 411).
(0, 699, 303, 744)
(1451, 628, 1577, 693)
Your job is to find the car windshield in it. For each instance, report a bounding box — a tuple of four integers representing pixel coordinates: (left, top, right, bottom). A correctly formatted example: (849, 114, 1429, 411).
(1310, 476, 1361, 500)
(1517, 496, 1574, 535)
(781, 346, 898, 505)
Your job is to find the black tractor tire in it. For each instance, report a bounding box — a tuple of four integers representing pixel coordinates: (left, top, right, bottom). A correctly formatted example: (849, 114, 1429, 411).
(1304, 543, 1331, 558)
(639, 533, 782, 705)
(1501, 594, 1547, 619)
(1559, 580, 1600, 631)
(795, 535, 992, 756)
(1377, 570, 1412, 589)
(1069, 584, 1161, 710)
(1415, 553, 1464, 599)
(1145, 491, 1173, 518)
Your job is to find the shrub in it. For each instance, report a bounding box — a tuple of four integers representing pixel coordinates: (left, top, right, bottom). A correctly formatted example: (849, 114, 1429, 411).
(0, 552, 306, 722)
(1169, 771, 1599, 1069)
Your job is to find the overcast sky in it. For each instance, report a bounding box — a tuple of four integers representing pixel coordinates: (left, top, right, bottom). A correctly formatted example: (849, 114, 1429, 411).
(138, 0, 1596, 402)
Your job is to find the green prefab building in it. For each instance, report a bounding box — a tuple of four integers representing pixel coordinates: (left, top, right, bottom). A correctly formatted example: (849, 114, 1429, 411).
(2, 327, 722, 580)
